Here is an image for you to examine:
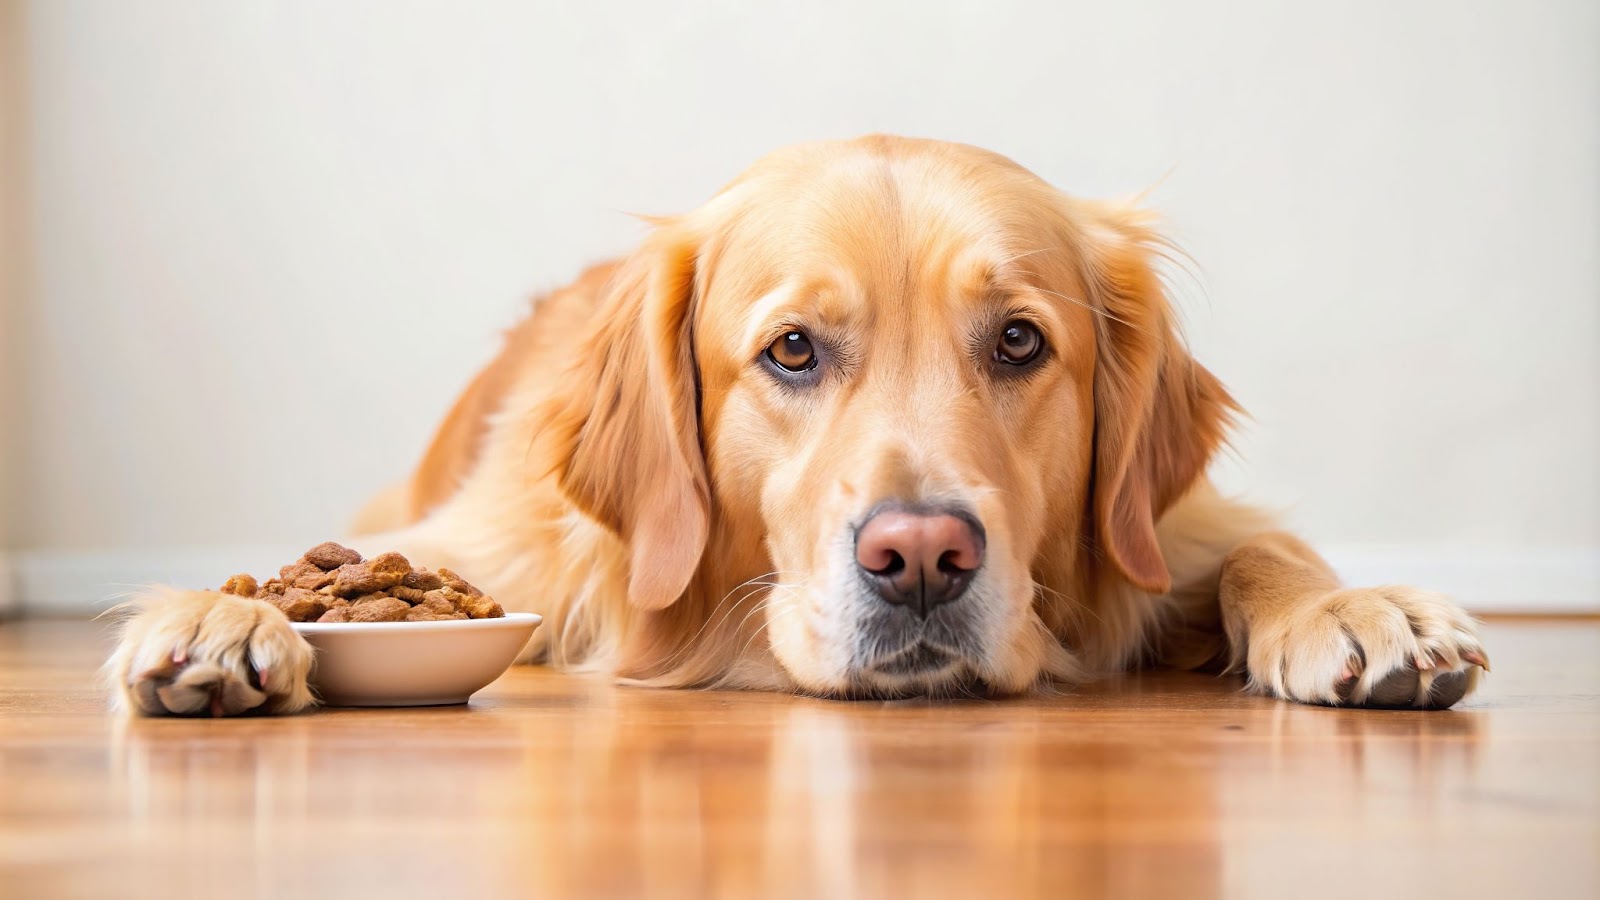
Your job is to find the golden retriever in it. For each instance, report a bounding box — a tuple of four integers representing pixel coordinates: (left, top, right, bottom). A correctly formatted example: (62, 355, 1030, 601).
(107, 135, 1488, 715)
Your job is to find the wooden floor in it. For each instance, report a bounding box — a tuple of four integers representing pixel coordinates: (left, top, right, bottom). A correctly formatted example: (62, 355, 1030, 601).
(1, 619, 1596, 899)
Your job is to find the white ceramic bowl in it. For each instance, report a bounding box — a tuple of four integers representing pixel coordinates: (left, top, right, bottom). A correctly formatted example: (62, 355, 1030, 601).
(291, 613, 542, 707)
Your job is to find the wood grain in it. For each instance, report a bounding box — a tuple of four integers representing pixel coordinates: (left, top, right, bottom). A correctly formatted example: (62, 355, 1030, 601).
(1, 618, 1596, 899)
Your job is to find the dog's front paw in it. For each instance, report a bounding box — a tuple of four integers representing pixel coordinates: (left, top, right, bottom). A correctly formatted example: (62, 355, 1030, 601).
(1245, 586, 1489, 710)
(106, 589, 317, 716)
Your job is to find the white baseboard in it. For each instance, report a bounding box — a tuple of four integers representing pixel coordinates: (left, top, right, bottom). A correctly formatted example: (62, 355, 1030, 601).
(5, 543, 1597, 617)
(1321, 545, 1598, 615)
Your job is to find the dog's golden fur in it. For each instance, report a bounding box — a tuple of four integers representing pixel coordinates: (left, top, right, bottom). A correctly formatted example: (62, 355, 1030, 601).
(106, 136, 1488, 714)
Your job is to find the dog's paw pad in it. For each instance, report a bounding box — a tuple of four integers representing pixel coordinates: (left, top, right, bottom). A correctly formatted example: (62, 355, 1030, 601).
(1248, 586, 1487, 710)
(108, 589, 317, 717)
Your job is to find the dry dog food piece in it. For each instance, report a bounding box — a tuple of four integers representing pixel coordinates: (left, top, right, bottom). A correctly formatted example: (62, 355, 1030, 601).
(318, 605, 352, 624)
(389, 585, 427, 603)
(348, 595, 410, 623)
(303, 541, 362, 570)
(331, 552, 412, 596)
(217, 542, 504, 624)
(438, 568, 483, 597)
(410, 594, 466, 620)
(458, 592, 504, 620)
(402, 569, 444, 592)
(419, 586, 503, 620)
(280, 562, 335, 591)
(273, 588, 331, 623)
(219, 573, 258, 597)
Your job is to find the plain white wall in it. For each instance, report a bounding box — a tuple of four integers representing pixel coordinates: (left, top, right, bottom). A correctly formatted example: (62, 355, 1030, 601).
(2, 0, 24, 599)
(11, 1, 1599, 606)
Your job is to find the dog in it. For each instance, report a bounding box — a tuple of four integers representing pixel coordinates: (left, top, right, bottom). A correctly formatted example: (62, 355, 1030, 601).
(106, 135, 1488, 716)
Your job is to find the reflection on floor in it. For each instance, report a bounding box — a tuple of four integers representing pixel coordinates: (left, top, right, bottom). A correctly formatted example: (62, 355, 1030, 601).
(1, 618, 1596, 899)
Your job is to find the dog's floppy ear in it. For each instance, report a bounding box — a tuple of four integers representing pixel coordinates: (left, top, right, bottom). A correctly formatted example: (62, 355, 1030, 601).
(546, 220, 708, 610)
(1078, 205, 1238, 594)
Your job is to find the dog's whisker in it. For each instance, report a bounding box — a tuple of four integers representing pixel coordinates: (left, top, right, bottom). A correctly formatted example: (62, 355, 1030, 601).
(649, 571, 798, 672)
(1031, 286, 1141, 330)
(726, 583, 809, 664)
(1035, 580, 1104, 632)
(662, 575, 813, 678)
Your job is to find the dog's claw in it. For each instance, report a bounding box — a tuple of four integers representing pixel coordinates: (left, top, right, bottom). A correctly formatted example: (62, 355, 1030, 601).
(1338, 655, 1362, 683)
(1463, 650, 1491, 673)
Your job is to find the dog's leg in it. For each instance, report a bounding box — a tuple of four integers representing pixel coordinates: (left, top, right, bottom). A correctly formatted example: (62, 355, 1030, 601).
(1217, 532, 1489, 709)
(105, 588, 316, 717)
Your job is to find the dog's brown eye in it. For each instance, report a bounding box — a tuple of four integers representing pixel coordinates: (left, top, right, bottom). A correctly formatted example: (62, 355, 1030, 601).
(994, 321, 1043, 366)
(767, 331, 817, 373)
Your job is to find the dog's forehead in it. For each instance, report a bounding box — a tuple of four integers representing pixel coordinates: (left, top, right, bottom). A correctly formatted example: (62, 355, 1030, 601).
(697, 155, 1073, 328)
(712, 155, 1039, 271)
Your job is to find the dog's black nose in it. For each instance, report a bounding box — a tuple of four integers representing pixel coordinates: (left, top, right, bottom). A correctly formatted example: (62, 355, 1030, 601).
(855, 506, 985, 615)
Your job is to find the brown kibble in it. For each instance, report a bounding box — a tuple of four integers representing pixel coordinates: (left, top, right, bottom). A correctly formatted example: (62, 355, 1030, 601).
(369, 552, 411, 580)
(414, 594, 455, 617)
(330, 563, 381, 596)
(220, 573, 258, 597)
(273, 588, 330, 623)
(303, 541, 362, 571)
(332, 552, 410, 597)
(437, 567, 483, 597)
(458, 592, 504, 620)
(328, 563, 369, 596)
(221, 546, 501, 625)
(300, 572, 336, 591)
(402, 569, 443, 592)
(282, 562, 335, 591)
(348, 596, 410, 623)
(389, 585, 426, 603)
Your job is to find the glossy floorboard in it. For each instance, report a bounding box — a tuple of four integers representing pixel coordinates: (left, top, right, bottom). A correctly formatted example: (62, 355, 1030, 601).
(1, 618, 1596, 899)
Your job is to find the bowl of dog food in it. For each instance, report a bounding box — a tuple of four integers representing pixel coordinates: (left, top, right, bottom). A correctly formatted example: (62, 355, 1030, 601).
(220, 543, 541, 707)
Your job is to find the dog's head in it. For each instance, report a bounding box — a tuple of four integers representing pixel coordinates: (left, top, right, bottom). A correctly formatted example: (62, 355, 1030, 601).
(549, 136, 1233, 696)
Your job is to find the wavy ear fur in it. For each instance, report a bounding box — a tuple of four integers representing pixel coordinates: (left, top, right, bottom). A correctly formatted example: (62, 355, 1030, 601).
(546, 221, 708, 610)
(1079, 205, 1238, 594)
